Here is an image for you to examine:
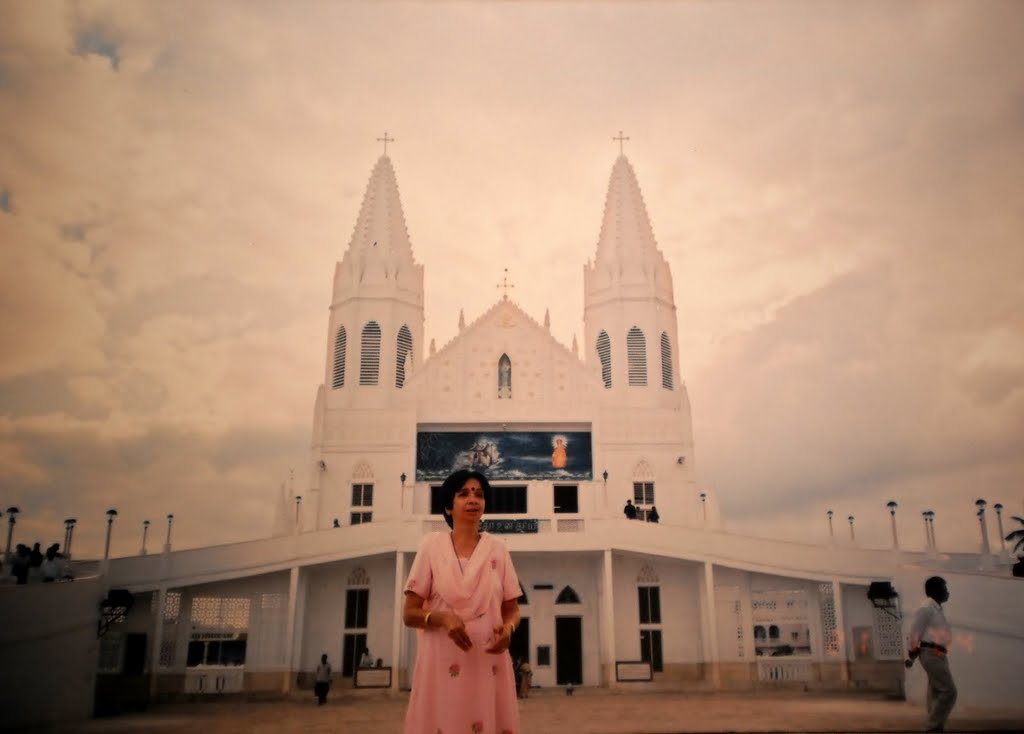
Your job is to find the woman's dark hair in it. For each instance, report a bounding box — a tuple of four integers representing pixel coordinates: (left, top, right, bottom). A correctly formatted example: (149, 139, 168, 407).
(440, 469, 490, 528)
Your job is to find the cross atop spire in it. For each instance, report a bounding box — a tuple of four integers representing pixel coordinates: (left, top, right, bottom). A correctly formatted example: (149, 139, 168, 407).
(496, 268, 515, 300)
(612, 130, 630, 155)
(377, 131, 395, 155)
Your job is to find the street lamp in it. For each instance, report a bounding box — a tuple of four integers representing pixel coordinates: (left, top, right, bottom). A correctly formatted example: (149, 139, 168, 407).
(700, 492, 708, 525)
(5, 506, 20, 557)
(887, 500, 899, 550)
(164, 513, 174, 553)
(103, 508, 118, 561)
(401, 472, 407, 488)
(926, 511, 937, 550)
(976, 499, 991, 556)
(141, 519, 150, 555)
(826, 510, 835, 543)
(847, 515, 855, 543)
(64, 517, 77, 558)
(994, 503, 1007, 554)
(295, 494, 302, 529)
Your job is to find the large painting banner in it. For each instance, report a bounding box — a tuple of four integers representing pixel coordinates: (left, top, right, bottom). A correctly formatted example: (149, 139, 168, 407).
(416, 431, 593, 481)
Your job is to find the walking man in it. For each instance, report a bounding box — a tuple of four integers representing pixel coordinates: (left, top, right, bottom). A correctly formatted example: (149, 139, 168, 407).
(314, 653, 332, 705)
(906, 576, 956, 732)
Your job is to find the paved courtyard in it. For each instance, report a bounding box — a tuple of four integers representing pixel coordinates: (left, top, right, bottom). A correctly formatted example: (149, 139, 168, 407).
(35, 690, 1024, 733)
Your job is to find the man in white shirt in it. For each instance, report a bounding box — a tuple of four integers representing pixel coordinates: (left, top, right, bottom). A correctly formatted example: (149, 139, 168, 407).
(905, 576, 956, 732)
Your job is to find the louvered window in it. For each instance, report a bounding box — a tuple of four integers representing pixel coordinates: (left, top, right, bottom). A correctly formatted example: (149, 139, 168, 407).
(596, 331, 612, 389)
(395, 325, 412, 388)
(360, 321, 381, 385)
(660, 332, 673, 390)
(627, 327, 647, 386)
(332, 326, 347, 389)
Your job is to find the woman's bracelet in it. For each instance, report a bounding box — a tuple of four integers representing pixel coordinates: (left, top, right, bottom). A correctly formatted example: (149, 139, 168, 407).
(423, 612, 431, 628)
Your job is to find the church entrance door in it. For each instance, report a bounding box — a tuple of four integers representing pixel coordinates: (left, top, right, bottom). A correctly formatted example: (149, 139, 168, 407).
(555, 616, 582, 685)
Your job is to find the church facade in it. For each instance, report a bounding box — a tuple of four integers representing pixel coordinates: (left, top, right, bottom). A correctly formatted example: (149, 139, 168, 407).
(98, 152, 913, 701)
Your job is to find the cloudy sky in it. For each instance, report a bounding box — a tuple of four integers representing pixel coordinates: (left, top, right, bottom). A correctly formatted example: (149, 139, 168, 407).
(1, 1, 1022, 560)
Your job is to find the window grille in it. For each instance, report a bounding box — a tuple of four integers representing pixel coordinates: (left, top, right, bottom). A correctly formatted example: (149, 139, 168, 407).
(638, 586, 661, 624)
(596, 331, 612, 388)
(395, 325, 412, 388)
(633, 482, 655, 506)
(660, 332, 673, 389)
(818, 582, 840, 656)
(348, 567, 370, 586)
(359, 321, 381, 385)
(351, 483, 373, 507)
(332, 326, 347, 388)
(627, 327, 647, 386)
(350, 511, 372, 525)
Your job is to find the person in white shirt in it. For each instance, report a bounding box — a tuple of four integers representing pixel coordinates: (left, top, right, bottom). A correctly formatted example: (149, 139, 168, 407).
(906, 576, 956, 732)
(314, 653, 332, 705)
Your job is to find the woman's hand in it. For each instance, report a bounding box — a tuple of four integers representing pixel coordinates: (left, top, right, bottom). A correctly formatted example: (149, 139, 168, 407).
(485, 623, 512, 654)
(444, 611, 473, 651)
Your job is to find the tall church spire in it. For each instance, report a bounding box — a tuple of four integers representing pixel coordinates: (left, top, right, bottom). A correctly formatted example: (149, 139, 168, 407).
(592, 155, 666, 279)
(338, 155, 417, 286)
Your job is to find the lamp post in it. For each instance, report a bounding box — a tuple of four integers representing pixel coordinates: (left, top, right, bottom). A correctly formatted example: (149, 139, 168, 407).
(887, 500, 899, 550)
(976, 499, 991, 557)
(6, 506, 20, 557)
(164, 513, 174, 553)
(63, 515, 75, 556)
(141, 519, 150, 555)
(994, 503, 1007, 556)
(848, 515, 855, 544)
(295, 495, 302, 531)
(63, 517, 77, 558)
(700, 492, 707, 526)
(103, 508, 118, 561)
(826, 510, 835, 544)
(926, 511, 937, 551)
(400, 472, 407, 489)
(921, 511, 930, 551)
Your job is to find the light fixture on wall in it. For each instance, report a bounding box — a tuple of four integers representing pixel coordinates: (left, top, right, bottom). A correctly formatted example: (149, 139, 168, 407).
(602, 470, 608, 483)
(401, 472, 407, 488)
(318, 460, 326, 471)
(676, 456, 685, 465)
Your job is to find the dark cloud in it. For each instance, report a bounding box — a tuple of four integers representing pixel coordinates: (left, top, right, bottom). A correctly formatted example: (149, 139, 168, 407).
(71, 24, 122, 71)
(0, 189, 11, 213)
(0, 370, 110, 421)
(2, 420, 309, 557)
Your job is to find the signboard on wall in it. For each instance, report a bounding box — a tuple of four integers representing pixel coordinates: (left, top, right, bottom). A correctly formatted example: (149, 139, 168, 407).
(416, 430, 593, 481)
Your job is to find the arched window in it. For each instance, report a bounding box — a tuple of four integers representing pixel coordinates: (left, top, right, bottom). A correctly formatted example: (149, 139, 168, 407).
(596, 331, 612, 389)
(754, 625, 767, 640)
(498, 353, 512, 399)
(637, 565, 660, 584)
(660, 332, 673, 390)
(332, 326, 347, 389)
(395, 325, 412, 388)
(627, 327, 647, 386)
(769, 625, 780, 640)
(360, 321, 381, 385)
(555, 586, 581, 604)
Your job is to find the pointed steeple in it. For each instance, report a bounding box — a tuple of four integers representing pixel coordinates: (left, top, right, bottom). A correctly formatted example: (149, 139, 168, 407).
(593, 155, 666, 276)
(339, 155, 417, 285)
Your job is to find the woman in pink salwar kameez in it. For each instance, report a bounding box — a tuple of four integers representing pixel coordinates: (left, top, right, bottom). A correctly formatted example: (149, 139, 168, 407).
(403, 470, 522, 734)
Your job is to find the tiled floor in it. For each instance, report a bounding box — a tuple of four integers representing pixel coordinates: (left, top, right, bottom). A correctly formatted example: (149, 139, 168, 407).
(38, 690, 1024, 733)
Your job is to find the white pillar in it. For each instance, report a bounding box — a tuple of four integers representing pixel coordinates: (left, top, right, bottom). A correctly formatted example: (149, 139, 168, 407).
(831, 579, 849, 683)
(149, 586, 168, 695)
(282, 566, 300, 693)
(391, 551, 406, 691)
(698, 561, 720, 687)
(599, 550, 617, 686)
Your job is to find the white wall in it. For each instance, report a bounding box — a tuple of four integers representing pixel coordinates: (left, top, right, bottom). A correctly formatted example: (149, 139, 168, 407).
(896, 569, 1024, 713)
(0, 579, 102, 728)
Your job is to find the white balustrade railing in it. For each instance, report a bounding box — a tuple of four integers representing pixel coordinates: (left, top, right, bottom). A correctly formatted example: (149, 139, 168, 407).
(756, 657, 814, 682)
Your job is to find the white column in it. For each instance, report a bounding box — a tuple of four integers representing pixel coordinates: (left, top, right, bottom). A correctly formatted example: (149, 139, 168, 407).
(149, 586, 167, 695)
(831, 579, 849, 682)
(698, 561, 720, 687)
(600, 550, 617, 686)
(282, 566, 300, 693)
(391, 551, 406, 691)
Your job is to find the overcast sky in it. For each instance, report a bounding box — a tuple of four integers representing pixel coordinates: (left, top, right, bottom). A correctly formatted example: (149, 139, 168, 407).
(1, 1, 1022, 560)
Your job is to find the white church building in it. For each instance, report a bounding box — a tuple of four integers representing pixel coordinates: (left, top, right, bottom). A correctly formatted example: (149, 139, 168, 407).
(7, 150, 1020, 726)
